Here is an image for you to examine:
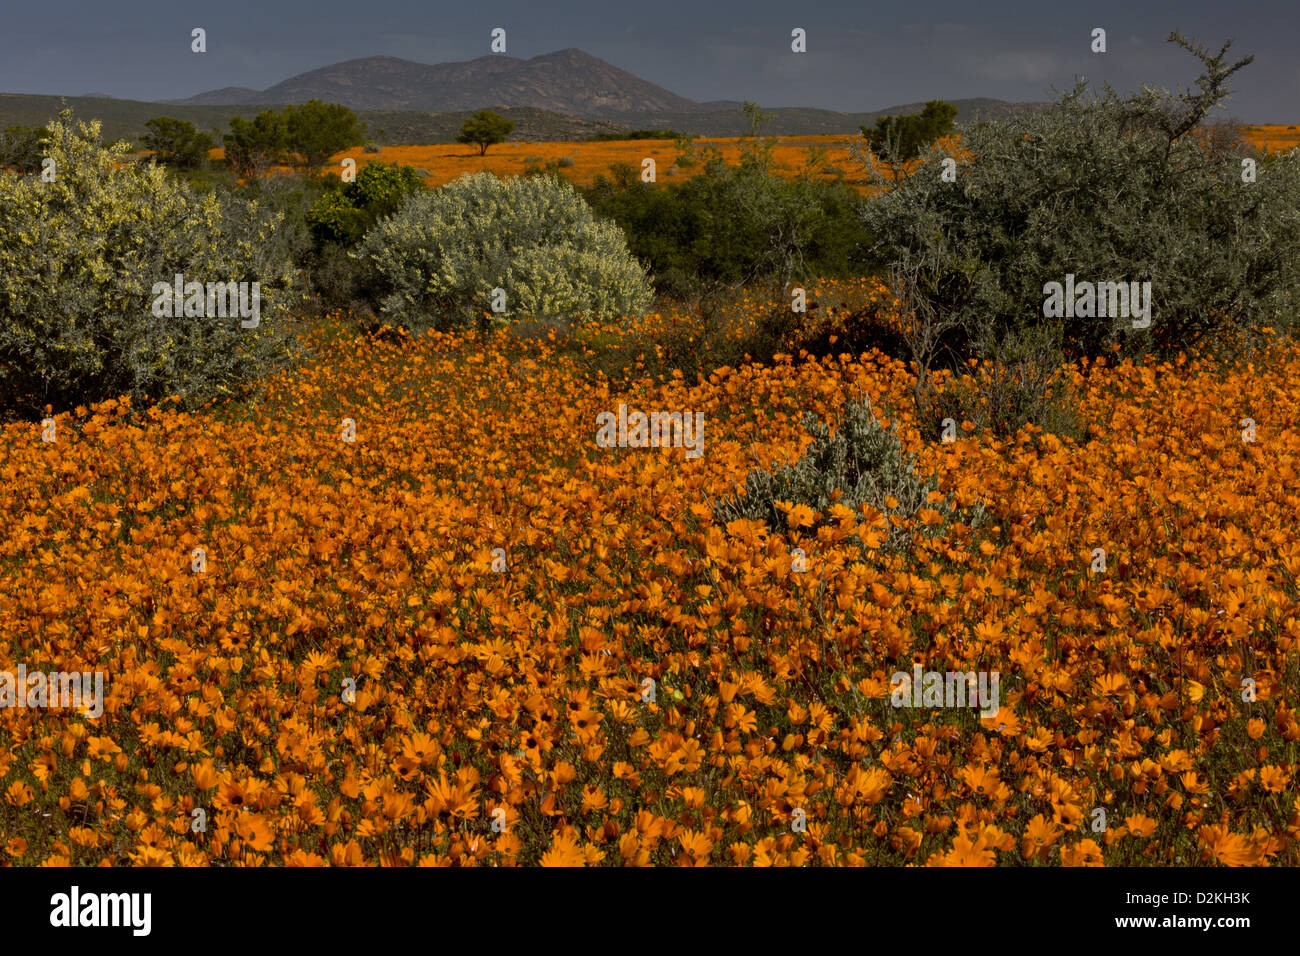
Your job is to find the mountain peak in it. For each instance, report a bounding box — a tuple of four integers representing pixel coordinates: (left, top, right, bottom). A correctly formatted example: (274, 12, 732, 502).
(169, 48, 698, 115)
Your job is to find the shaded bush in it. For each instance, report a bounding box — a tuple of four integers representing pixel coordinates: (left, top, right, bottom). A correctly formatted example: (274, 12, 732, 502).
(587, 129, 680, 142)
(142, 117, 214, 170)
(0, 124, 48, 173)
(862, 100, 958, 163)
(282, 100, 365, 173)
(222, 110, 287, 179)
(916, 326, 1086, 443)
(585, 161, 877, 302)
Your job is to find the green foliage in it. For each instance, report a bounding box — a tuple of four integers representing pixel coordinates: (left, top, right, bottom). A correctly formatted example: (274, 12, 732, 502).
(0, 111, 295, 416)
(455, 110, 515, 156)
(223, 110, 286, 179)
(0, 124, 50, 173)
(862, 100, 958, 162)
(585, 161, 876, 301)
(306, 161, 425, 247)
(522, 156, 575, 177)
(355, 171, 653, 333)
(282, 100, 365, 172)
(860, 33, 1300, 366)
(587, 129, 680, 142)
(713, 396, 968, 553)
(142, 116, 214, 170)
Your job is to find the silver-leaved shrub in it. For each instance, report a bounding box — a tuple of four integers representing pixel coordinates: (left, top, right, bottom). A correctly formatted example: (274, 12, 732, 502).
(354, 171, 653, 332)
(713, 396, 979, 554)
(0, 111, 294, 417)
(859, 33, 1300, 363)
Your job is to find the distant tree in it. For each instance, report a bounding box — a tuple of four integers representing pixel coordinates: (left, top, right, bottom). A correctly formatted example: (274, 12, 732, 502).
(456, 109, 515, 156)
(863, 100, 959, 164)
(142, 116, 214, 170)
(0, 124, 49, 174)
(223, 110, 286, 179)
(283, 100, 365, 173)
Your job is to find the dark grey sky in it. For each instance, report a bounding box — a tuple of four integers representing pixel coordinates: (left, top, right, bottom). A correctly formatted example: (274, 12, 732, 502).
(2, 0, 1296, 120)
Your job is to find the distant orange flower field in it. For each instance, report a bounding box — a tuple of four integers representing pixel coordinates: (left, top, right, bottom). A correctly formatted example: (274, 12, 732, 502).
(205, 124, 1298, 195)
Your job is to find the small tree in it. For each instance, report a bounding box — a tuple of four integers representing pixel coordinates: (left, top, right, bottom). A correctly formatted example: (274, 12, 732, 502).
(142, 116, 214, 170)
(863, 100, 958, 173)
(283, 100, 365, 173)
(223, 110, 286, 179)
(456, 110, 515, 156)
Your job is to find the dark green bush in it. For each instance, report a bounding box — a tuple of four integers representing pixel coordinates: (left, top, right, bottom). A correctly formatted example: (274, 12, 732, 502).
(223, 110, 287, 179)
(282, 100, 365, 172)
(585, 161, 877, 302)
(0, 124, 48, 173)
(306, 161, 425, 248)
(142, 117, 214, 170)
(862, 100, 958, 162)
(587, 129, 680, 142)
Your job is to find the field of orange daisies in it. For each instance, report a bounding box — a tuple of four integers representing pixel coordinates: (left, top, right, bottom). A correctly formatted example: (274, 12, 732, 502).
(1, 278, 1297, 866)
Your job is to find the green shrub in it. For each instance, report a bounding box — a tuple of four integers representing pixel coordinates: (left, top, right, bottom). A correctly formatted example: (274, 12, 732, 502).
(0, 111, 295, 416)
(713, 396, 970, 553)
(282, 100, 365, 172)
(354, 171, 653, 332)
(587, 129, 680, 142)
(862, 100, 958, 163)
(0, 124, 48, 173)
(585, 162, 876, 302)
(859, 33, 1300, 364)
(306, 161, 425, 247)
(142, 117, 214, 170)
(223, 110, 286, 179)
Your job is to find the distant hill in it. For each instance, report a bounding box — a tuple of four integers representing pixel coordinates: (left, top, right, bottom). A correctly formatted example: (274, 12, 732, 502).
(159, 47, 1046, 134)
(167, 49, 701, 115)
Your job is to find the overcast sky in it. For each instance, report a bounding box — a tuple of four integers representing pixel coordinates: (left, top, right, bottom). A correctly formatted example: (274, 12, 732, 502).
(1, 0, 1296, 121)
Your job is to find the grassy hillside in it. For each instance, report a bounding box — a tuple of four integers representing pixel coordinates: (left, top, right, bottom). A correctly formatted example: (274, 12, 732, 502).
(0, 94, 629, 146)
(1, 92, 1048, 145)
